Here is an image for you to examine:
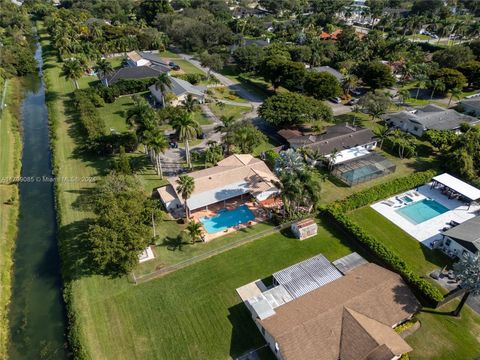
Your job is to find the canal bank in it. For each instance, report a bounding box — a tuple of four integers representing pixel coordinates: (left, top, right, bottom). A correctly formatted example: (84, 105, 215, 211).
(7, 41, 70, 359)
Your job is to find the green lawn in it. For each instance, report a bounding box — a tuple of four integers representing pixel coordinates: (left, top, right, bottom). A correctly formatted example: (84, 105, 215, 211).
(406, 300, 480, 360)
(73, 219, 354, 359)
(348, 207, 450, 276)
(209, 103, 249, 120)
(0, 78, 22, 359)
(171, 59, 205, 76)
(98, 95, 134, 133)
(191, 109, 212, 125)
(208, 87, 250, 104)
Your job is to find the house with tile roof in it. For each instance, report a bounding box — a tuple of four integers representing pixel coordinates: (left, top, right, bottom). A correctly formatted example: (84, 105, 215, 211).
(157, 154, 280, 213)
(383, 104, 479, 137)
(101, 65, 170, 86)
(237, 254, 420, 360)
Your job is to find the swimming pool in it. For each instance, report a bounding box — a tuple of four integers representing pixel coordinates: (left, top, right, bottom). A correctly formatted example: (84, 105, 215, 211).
(396, 199, 449, 225)
(200, 205, 255, 234)
(342, 164, 381, 182)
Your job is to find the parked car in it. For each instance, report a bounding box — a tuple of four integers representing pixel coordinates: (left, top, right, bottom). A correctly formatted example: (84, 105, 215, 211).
(351, 89, 362, 96)
(347, 98, 359, 106)
(329, 97, 341, 104)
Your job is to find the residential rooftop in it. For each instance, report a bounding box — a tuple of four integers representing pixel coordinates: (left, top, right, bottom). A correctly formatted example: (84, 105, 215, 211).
(260, 262, 419, 360)
(149, 76, 205, 98)
(103, 65, 169, 84)
(280, 123, 377, 155)
(442, 216, 480, 253)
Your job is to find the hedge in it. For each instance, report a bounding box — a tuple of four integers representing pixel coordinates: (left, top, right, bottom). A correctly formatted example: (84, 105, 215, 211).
(73, 90, 106, 141)
(95, 78, 156, 103)
(333, 170, 437, 212)
(321, 169, 444, 304)
(322, 207, 444, 304)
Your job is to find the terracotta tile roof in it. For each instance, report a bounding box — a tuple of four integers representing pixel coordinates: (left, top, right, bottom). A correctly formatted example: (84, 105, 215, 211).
(163, 155, 280, 210)
(260, 263, 419, 360)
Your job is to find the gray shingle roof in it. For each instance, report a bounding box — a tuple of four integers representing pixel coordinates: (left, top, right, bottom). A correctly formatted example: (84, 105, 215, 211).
(385, 104, 479, 131)
(104, 65, 168, 84)
(442, 216, 480, 253)
(149, 76, 205, 98)
(138, 51, 170, 67)
(311, 66, 345, 81)
(461, 98, 480, 109)
(287, 123, 377, 155)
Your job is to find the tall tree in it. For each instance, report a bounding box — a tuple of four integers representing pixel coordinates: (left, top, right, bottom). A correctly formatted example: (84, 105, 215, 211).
(145, 129, 168, 178)
(61, 58, 83, 89)
(181, 94, 199, 113)
(452, 254, 480, 316)
(155, 73, 172, 107)
(171, 113, 201, 168)
(94, 58, 113, 80)
(87, 174, 153, 276)
(358, 90, 392, 121)
(176, 174, 195, 221)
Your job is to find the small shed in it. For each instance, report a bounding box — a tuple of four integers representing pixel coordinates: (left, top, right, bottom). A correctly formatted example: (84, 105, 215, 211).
(291, 218, 318, 240)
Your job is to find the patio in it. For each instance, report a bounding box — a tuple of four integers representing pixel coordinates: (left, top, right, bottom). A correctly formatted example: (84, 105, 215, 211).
(191, 196, 282, 242)
(371, 184, 480, 248)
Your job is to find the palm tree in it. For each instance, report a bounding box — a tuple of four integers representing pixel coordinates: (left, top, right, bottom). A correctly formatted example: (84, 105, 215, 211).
(341, 74, 359, 97)
(215, 115, 236, 154)
(176, 174, 195, 221)
(181, 94, 199, 113)
(93, 59, 113, 83)
(451, 254, 480, 316)
(126, 97, 157, 135)
(61, 59, 83, 89)
(414, 75, 428, 100)
(171, 113, 201, 168)
(185, 221, 203, 244)
(448, 87, 463, 107)
(145, 129, 168, 178)
(374, 125, 391, 149)
(430, 79, 445, 100)
(275, 149, 305, 174)
(397, 88, 410, 104)
(328, 148, 340, 170)
(154, 73, 172, 108)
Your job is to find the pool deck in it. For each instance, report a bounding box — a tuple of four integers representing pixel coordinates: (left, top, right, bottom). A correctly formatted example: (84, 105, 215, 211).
(371, 184, 480, 247)
(191, 198, 276, 241)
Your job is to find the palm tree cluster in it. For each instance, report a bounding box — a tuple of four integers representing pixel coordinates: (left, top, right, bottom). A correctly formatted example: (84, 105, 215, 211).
(45, 9, 167, 61)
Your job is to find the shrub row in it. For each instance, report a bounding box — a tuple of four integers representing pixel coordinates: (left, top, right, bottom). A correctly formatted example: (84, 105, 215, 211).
(73, 90, 107, 141)
(322, 207, 444, 304)
(333, 170, 437, 212)
(95, 78, 156, 103)
(43, 61, 88, 358)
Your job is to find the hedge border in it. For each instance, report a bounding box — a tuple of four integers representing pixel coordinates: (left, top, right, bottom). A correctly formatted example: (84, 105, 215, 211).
(323, 170, 444, 305)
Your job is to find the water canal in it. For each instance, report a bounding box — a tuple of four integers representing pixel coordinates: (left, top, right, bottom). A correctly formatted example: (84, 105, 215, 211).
(8, 40, 69, 359)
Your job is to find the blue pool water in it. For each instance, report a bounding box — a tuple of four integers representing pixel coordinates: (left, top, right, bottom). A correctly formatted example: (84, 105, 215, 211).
(400, 196, 414, 203)
(200, 205, 255, 234)
(396, 199, 449, 224)
(343, 165, 380, 182)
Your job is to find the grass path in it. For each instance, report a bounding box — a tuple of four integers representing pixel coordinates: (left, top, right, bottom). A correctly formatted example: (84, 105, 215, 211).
(0, 78, 22, 359)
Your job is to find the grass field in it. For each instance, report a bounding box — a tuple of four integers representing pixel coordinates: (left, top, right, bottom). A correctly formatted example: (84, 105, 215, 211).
(209, 103, 249, 120)
(348, 207, 451, 276)
(70, 220, 355, 359)
(406, 300, 480, 360)
(0, 78, 22, 359)
(99, 95, 134, 132)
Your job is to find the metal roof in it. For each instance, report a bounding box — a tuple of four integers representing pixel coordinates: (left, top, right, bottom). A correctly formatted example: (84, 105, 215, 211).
(273, 254, 343, 299)
(433, 173, 480, 201)
(332, 252, 368, 274)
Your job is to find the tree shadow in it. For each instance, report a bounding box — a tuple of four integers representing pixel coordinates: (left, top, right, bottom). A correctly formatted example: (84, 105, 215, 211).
(419, 308, 454, 316)
(160, 236, 189, 251)
(59, 219, 98, 281)
(393, 284, 423, 314)
(68, 187, 96, 211)
(130, 154, 151, 173)
(228, 302, 269, 359)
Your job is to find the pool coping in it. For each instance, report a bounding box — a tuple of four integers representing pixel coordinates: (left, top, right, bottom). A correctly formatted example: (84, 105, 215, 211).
(370, 184, 480, 247)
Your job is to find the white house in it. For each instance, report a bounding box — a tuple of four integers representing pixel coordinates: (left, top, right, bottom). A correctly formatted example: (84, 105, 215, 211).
(126, 51, 151, 67)
(441, 216, 480, 258)
(383, 104, 479, 137)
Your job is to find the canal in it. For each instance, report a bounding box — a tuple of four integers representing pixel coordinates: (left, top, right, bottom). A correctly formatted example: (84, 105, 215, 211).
(8, 41, 70, 359)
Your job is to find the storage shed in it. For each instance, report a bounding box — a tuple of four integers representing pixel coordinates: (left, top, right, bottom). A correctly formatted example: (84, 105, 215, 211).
(291, 218, 318, 240)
